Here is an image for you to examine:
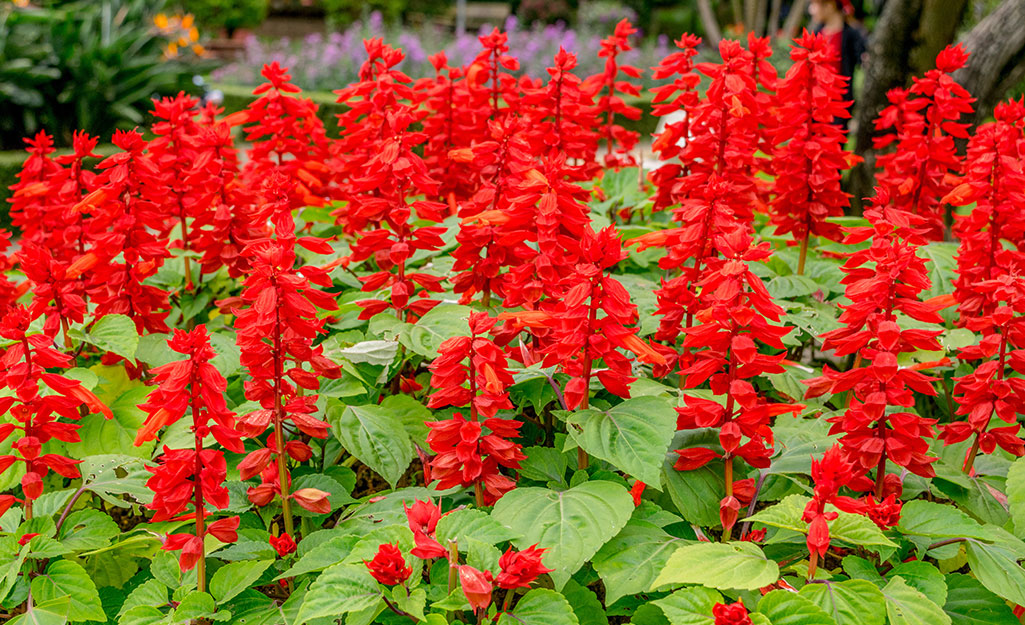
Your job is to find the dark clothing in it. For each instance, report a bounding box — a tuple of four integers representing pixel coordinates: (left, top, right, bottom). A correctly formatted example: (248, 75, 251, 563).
(814, 22, 867, 105)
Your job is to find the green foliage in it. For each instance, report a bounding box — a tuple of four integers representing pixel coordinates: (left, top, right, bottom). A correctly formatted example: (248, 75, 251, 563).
(179, 0, 267, 36)
(0, 0, 202, 150)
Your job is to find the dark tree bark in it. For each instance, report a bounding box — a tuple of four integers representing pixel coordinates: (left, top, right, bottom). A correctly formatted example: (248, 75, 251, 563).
(953, 0, 1025, 127)
(849, 0, 924, 209)
(697, 0, 723, 48)
(781, 0, 809, 40)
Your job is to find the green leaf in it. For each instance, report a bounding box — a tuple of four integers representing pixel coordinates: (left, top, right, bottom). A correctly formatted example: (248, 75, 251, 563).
(897, 501, 994, 542)
(57, 510, 119, 552)
(331, 339, 399, 367)
(77, 455, 153, 508)
(436, 508, 520, 547)
(496, 589, 579, 625)
(1006, 456, 1025, 538)
(31, 560, 105, 622)
(8, 597, 71, 625)
(662, 457, 722, 527)
(889, 561, 947, 606)
(519, 446, 569, 484)
(563, 580, 608, 625)
(392, 586, 426, 622)
(117, 580, 168, 617)
(66, 386, 152, 458)
(592, 520, 688, 605)
(652, 542, 779, 591)
(745, 494, 809, 534)
(326, 400, 412, 488)
(942, 573, 1019, 625)
(829, 511, 897, 554)
(491, 482, 633, 590)
(767, 275, 820, 299)
(881, 577, 951, 625)
(76, 315, 139, 360)
(964, 540, 1025, 605)
(295, 564, 381, 624)
(209, 560, 273, 604)
(171, 591, 223, 622)
(757, 590, 835, 625)
(405, 304, 470, 357)
(651, 586, 721, 625)
(798, 579, 886, 625)
(278, 534, 360, 580)
(566, 396, 676, 487)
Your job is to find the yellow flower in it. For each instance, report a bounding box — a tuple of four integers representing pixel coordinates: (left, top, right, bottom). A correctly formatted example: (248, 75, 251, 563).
(177, 36, 188, 47)
(188, 27, 199, 42)
(181, 14, 194, 29)
(153, 13, 169, 30)
(191, 43, 206, 56)
(165, 41, 178, 57)
(13, 0, 30, 8)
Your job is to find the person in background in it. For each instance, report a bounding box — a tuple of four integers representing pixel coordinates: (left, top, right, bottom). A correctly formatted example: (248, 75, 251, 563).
(809, 0, 868, 126)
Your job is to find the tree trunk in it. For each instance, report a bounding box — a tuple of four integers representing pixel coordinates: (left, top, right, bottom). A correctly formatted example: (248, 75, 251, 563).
(910, 0, 969, 75)
(781, 0, 809, 41)
(849, 0, 924, 211)
(754, 0, 769, 36)
(768, 0, 783, 39)
(696, 0, 723, 48)
(954, 0, 1025, 127)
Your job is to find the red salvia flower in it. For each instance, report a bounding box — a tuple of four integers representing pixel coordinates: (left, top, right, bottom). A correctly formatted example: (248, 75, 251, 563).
(950, 98, 1025, 322)
(234, 224, 340, 533)
(425, 412, 524, 505)
(583, 19, 642, 168)
(459, 565, 494, 612)
(942, 275, 1025, 471)
(234, 63, 337, 211)
(0, 306, 111, 508)
(365, 543, 412, 586)
(769, 31, 858, 267)
(713, 602, 753, 625)
(522, 47, 602, 179)
(672, 231, 800, 537)
(135, 326, 243, 576)
(269, 533, 297, 558)
(405, 498, 447, 559)
(84, 129, 172, 334)
(428, 312, 515, 419)
(541, 226, 665, 410)
(495, 544, 552, 589)
(649, 33, 703, 209)
(872, 44, 975, 240)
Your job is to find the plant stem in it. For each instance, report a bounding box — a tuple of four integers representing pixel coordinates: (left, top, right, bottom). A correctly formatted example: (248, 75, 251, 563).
(797, 233, 809, 276)
(873, 416, 887, 500)
(192, 388, 207, 593)
(272, 289, 294, 539)
(446, 540, 459, 624)
(962, 435, 981, 474)
(474, 482, 485, 508)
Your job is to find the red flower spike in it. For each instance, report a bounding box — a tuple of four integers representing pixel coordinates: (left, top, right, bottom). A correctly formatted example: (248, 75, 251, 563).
(671, 232, 799, 536)
(234, 214, 340, 535)
(872, 44, 975, 241)
(582, 19, 642, 168)
(769, 32, 858, 253)
(0, 306, 109, 502)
